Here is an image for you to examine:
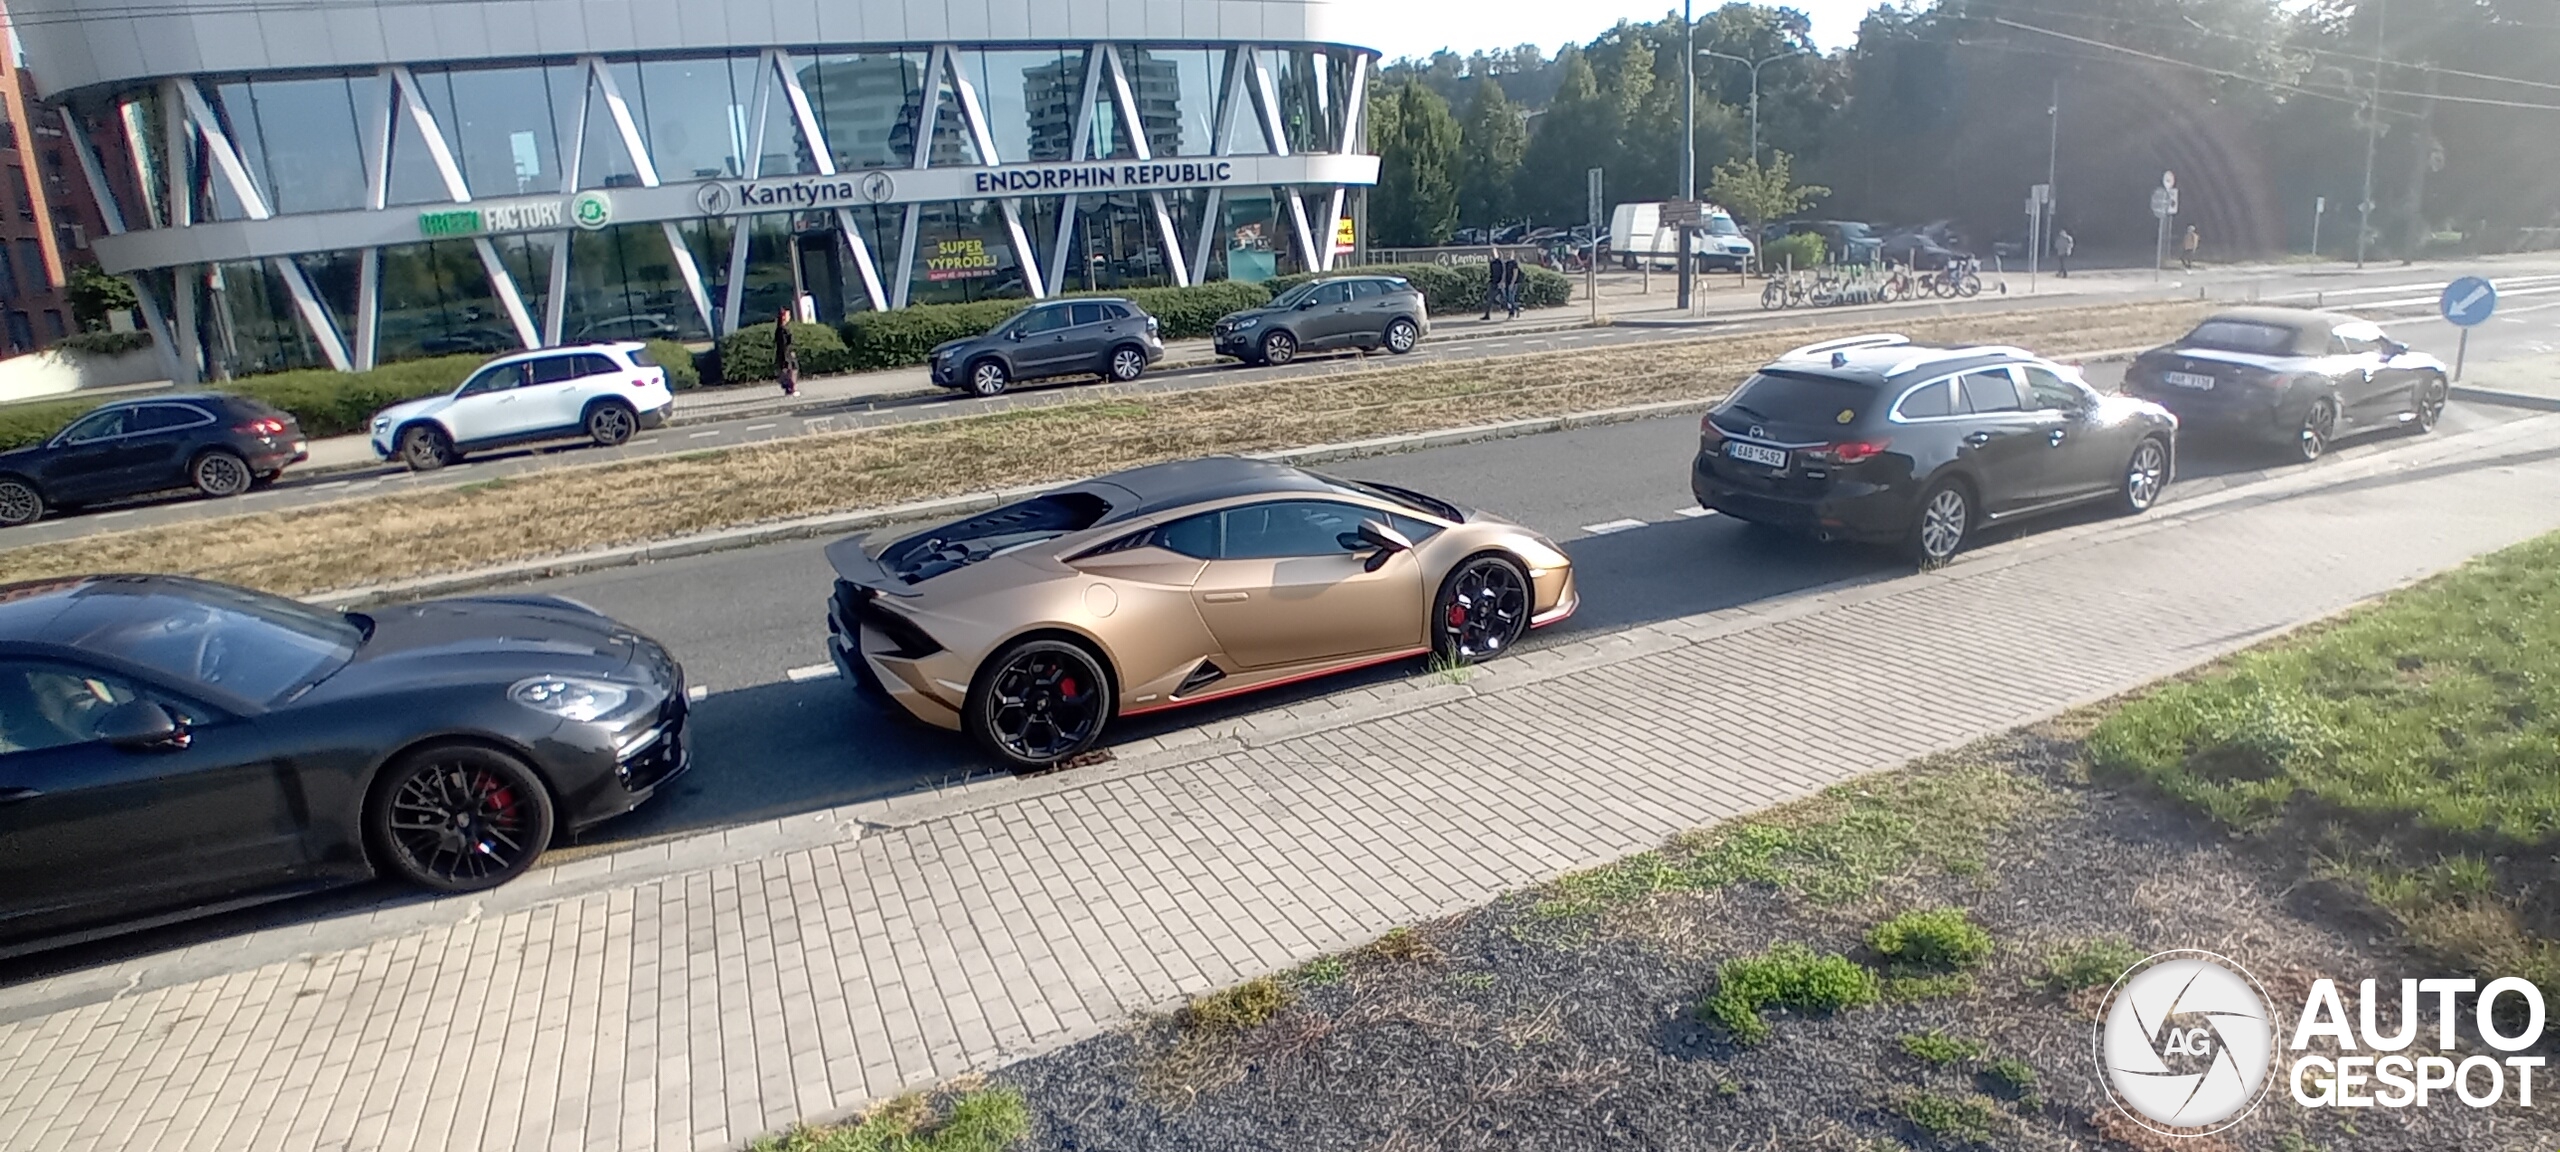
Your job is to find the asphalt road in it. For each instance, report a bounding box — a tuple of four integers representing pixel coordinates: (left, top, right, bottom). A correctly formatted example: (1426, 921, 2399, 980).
(10, 255, 2556, 549)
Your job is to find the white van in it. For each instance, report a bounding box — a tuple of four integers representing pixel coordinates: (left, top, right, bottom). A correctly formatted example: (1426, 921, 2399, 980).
(1608, 202, 1756, 271)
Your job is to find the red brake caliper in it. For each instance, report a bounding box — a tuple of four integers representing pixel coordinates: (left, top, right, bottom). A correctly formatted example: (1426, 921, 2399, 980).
(1060, 676, 1078, 697)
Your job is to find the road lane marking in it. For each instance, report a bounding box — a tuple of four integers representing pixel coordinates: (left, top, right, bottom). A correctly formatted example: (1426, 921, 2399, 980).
(784, 663, 838, 683)
(745, 423, 777, 432)
(686, 685, 709, 702)
(688, 431, 721, 439)
(629, 437, 658, 446)
(312, 480, 349, 491)
(97, 510, 134, 519)
(1676, 506, 1715, 518)
(349, 479, 380, 490)
(1580, 518, 1648, 536)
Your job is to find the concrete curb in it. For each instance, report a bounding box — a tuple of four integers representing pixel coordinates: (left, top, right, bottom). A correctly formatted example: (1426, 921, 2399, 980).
(2451, 385, 2560, 413)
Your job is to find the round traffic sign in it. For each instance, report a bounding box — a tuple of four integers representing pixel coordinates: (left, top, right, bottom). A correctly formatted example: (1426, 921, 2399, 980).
(2441, 276, 2497, 328)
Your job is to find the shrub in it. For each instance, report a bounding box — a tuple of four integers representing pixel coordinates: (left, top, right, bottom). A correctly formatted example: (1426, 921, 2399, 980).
(1868, 908, 1994, 972)
(1982, 1055, 2041, 1104)
(1697, 943, 1880, 1045)
(1899, 1030, 1984, 1066)
(2035, 938, 2146, 992)
(1762, 232, 1828, 271)
(717, 322, 852, 383)
(56, 330, 153, 357)
(1180, 976, 1293, 1034)
(1109, 280, 1270, 339)
(641, 339, 700, 389)
(1266, 261, 1573, 315)
(0, 399, 94, 451)
(1898, 1091, 2002, 1144)
(227, 355, 487, 438)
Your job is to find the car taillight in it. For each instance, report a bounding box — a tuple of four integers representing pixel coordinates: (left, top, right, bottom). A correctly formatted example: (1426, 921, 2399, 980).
(631, 376, 651, 388)
(235, 417, 287, 436)
(1699, 414, 1725, 442)
(1812, 438, 1891, 465)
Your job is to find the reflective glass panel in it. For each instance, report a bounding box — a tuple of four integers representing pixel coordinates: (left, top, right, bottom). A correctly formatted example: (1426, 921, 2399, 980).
(210, 260, 328, 375)
(636, 57, 749, 182)
(417, 64, 581, 197)
(562, 222, 711, 341)
(965, 49, 1083, 164)
(377, 240, 511, 362)
(213, 77, 369, 215)
(578, 62, 650, 189)
(905, 201, 1024, 306)
(801, 52, 927, 171)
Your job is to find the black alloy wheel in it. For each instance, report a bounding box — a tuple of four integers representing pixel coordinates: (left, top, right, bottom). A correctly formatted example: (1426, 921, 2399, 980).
(2296, 396, 2338, 462)
(2118, 437, 2170, 515)
(1385, 318, 1420, 354)
(1108, 346, 1148, 382)
(372, 745, 555, 892)
(1910, 479, 1972, 567)
(1261, 330, 1297, 366)
(399, 425, 455, 471)
(2411, 374, 2449, 433)
(0, 478, 43, 527)
(1433, 555, 1531, 662)
(969, 359, 1010, 397)
(585, 401, 638, 447)
(970, 639, 1112, 768)
(192, 450, 253, 498)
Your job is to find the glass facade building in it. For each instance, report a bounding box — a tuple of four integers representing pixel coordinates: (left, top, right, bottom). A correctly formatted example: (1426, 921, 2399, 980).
(19, 0, 1378, 379)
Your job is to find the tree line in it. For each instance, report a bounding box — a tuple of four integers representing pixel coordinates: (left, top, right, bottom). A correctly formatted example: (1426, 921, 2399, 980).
(1364, 0, 2560, 259)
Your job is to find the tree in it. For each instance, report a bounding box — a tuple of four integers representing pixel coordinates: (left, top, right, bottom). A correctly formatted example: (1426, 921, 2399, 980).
(1456, 77, 1527, 229)
(1515, 48, 1615, 225)
(1371, 81, 1463, 247)
(1707, 151, 1829, 258)
(66, 265, 136, 332)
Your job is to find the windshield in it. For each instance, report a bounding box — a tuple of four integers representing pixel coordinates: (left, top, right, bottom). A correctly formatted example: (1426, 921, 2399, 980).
(1705, 214, 1741, 237)
(1312, 472, 1463, 522)
(51, 578, 359, 704)
(2182, 321, 2301, 355)
(881, 492, 1115, 582)
(1721, 371, 1881, 428)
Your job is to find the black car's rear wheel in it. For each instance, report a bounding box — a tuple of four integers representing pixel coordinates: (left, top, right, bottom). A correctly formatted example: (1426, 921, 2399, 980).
(0, 478, 43, 527)
(1261, 330, 1297, 366)
(2295, 396, 2338, 462)
(1433, 555, 1532, 663)
(398, 424, 456, 471)
(370, 744, 555, 892)
(1910, 479, 1972, 567)
(1385, 318, 1420, 354)
(2118, 437, 2170, 514)
(584, 400, 638, 447)
(2410, 373, 2449, 433)
(968, 638, 1113, 768)
(1108, 346, 1148, 382)
(192, 450, 253, 498)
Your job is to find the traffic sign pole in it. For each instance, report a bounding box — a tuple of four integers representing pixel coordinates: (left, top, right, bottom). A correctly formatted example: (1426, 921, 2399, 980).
(2440, 275, 2498, 383)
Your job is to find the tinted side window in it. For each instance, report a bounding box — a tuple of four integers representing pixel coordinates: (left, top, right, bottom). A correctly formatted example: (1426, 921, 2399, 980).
(527, 356, 582, 385)
(574, 354, 621, 378)
(1312, 282, 1351, 306)
(1218, 501, 1369, 559)
(0, 660, 141, 756)
(1016, 306, 1071, 335)
(1102, 303, 1133, 321)
(58, 409, 128, 443)
(459, 363, 525, 395)
(1069, 302, 1109, 326)
(129, 404, 209, 432)
(1958, 370, 2023, 414)
(2020, 367, 2086, 411)
(1154, 512, 1220, 559)
(1348, 280, 1383, 300)
(1895, 380, 1956, 419)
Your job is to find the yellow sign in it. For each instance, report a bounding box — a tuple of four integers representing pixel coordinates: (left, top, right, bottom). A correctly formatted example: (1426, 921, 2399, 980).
(1334, 216, 1356, 253)
(925, 237, 998, 282)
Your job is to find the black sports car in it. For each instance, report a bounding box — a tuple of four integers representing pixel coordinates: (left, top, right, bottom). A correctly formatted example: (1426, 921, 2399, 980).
(2120, 307, 2451, 461)
(0, 575, 688, 957)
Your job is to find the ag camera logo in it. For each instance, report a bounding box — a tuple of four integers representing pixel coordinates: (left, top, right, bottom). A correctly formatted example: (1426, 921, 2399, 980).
(2095, 950, 2278, 1136)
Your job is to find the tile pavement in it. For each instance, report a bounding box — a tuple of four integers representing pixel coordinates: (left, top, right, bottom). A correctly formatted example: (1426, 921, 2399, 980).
(2, 413, 2559, 1151)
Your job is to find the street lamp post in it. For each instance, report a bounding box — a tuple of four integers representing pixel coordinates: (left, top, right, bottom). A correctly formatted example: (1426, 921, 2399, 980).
(2355, 0, 2387, 268)
(1678, 0, 1694, 312)
(1697, 47, 1809, 166)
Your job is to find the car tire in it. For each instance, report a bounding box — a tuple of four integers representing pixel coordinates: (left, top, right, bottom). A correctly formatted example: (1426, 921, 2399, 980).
(397, 424, 456, 472)
(966, 637, 1113, 769)
(2295, 395, 2338, 462)
(191, 449, 254, 498)
(0, 477, 43, 527)
(368, 743, 556, 893)
(1260, 330, 1297, 366)
(2117, 436, 2171, 515)
(2410, 373, 2449, 433)
(1385, 318, 1421, 354)
(1908, 478, 1973, 568)
(968, 358, 1010, 397)
(584, 400, 639, 447)
(1432, 554, 1532, 664)
(1107, 345, 1148, 382)
(250, 470, 280, 490)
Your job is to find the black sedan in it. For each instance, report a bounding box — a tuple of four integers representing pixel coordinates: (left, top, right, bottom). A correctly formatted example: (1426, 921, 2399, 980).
(1693, 336, 2180, 565)
(0, 574, 689, 957)
(0, 393, 308, 527)
(2120, 307, 2451, 462)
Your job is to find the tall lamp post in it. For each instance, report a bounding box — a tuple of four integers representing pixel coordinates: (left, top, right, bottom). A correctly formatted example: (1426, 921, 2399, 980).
(1678, 0, 1694, 312)
(1697, 47, 1810, 166)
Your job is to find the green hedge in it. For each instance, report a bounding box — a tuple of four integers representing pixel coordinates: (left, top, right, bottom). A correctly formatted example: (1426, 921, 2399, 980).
(715, 322, 853, 383)
(0, 399, 96, 452)
(227, 356, 487, 439)
(1267, 263, 1574, 315)
(642, 339, 701, 389)
(832, 281, 1276, 373)
(57, 330, 154, 357)
(1763, 233, 1828, 271)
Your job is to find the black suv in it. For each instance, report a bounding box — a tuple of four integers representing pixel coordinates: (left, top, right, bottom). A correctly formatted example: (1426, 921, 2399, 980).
(0, 393, 307, 527)
(1214, 275, 1430, 365)
(929, 298, 1164, 396)
(1692, 335, 2180, 564)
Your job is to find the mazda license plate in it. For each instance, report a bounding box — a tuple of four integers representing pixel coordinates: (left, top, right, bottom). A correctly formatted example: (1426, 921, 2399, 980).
(1727, 441, 1787, 469)
(2163, 371, 2217, 391)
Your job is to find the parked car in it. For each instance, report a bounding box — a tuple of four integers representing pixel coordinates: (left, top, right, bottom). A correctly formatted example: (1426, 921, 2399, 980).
(369, 343, 676, 471)
(1453, 228, 1491, 246)
(824, 456, 1576, 766)
(927, 298, 1164, 397)
(1879, 232, 1969, 270)
(418, 327, 519, 356)
(573, 313, 681, 342)
(1693, 334, 2180, 565)
(1765, 220, 1886, 265)
(2119, 308, 2450, 461)
(0, 394, 307, 528)
(0, 573, 689, 956)
(1212, 275, 1429, 366)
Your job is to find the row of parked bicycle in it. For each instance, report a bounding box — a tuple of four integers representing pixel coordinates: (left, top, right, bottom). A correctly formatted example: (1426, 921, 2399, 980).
(1759, 259, 1986, 311)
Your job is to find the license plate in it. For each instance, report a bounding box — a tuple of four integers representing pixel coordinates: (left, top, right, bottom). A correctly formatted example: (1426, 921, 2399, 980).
(2163, 371, 2217, 391)
(1727, 441, 1787, 468)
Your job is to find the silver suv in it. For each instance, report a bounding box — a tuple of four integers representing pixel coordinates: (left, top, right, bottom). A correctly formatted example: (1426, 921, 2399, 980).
(928, 298, 1164, 397)
(1213, 275, 1430, 366)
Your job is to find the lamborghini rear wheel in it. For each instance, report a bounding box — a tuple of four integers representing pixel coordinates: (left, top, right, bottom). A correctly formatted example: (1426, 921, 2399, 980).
(966, 638, 1114, 768)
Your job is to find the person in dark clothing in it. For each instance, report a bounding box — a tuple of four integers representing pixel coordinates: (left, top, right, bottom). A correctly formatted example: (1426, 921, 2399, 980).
(1501, 255, 1524, 318)
(773, 308, 799, 396)
(1480, 247, 1506, 320)
(2054, 227, 2074, 278)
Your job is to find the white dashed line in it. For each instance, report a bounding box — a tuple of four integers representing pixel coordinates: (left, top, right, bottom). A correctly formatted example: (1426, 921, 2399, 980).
(923, 401, 952, 408)
(1676, 507, 1715, 518)
(348, 479, 380, 490)
(97, 510, 135, 519)
(628, 437, 659, 447)
(745, 423, 777, 432)
(312, 480, 350, 491)
(784, 663, 839, 683)
(686, 685, 709, 702)
(688, 430, 721, 439)
(1579, 518, 1648, 536)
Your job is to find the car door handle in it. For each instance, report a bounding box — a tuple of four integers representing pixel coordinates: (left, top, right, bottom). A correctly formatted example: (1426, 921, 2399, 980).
(0, 786, 40, 805)
(1202, 591, 1249, 602)
(1964, 431, 1994, 446)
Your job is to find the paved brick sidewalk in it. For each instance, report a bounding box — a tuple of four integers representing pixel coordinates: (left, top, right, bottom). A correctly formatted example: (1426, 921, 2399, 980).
(4, 414, 2558, 1152)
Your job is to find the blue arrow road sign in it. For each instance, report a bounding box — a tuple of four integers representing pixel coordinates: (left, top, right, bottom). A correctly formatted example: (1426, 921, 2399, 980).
(2441, 276, 2497, 327)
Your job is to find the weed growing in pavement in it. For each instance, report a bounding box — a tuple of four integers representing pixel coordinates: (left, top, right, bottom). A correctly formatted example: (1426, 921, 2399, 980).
(1897, 1030, 1984, 1066)
(2032, 938, 2145, 993)
(1697, 943, 1881, 1045)
(747, 1086, 1028, 1152)
(1980, 1055, 2041, 1110)
(1425, 651, 1476, 686)
(1884, 972, 1977, 1002)
(1364, 927, 1447, 967)
(1896, 1090, 2003, 1144)
(1294, 956, 1348, 987)
(1867, 908, 1994, 972)
(1180, 977, 1293, 1034)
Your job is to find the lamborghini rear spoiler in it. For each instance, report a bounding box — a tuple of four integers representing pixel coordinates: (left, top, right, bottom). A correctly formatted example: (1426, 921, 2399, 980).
(823, 533, 919, 596)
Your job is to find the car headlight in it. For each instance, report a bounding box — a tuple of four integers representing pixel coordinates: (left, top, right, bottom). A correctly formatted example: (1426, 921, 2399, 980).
(372, 417, 391, 433)
(510, 675, 631, 723)
(1514, 536, 1571, 574)
(1232, 317, 1260, 330)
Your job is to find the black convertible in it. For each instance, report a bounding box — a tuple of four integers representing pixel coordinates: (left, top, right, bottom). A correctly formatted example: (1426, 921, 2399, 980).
(0, 575, 689, 956)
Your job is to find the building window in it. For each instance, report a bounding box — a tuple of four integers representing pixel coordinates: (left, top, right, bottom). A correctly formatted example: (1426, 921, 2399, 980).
(214, 77, 372, 215)
(41, 310, 64, 340)
(377, 240, 513, 362)
(802, 52, 930, 172)
(412, 63, 583, 198)
(4, 312, 31, 352)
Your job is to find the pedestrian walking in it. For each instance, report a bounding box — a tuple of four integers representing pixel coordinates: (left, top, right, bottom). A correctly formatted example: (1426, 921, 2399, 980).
(1498, 251, 1524, 318)
(773, 308, 799, 396)
(2053, 227, 2074, 278)
(2180, 225, 2199, 271)
(1480, 247, 1506, 320)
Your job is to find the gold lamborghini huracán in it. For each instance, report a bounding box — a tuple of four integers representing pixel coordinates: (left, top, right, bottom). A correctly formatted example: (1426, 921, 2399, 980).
(825, 457, 1578, 766)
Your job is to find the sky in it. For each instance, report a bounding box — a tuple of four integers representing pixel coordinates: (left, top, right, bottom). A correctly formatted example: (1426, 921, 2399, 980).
(1359, 0, 1883, 64)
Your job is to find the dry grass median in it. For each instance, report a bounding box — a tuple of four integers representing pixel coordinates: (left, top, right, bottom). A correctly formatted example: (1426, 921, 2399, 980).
(5, 301, 2211, 599)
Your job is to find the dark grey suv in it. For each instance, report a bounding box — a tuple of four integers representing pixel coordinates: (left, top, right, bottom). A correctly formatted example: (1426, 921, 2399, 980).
(928, 298, 1164, 396)
(1214, 275, 1430, 365)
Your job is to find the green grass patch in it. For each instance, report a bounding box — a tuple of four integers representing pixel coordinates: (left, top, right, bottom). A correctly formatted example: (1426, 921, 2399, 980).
(1898, 1030, 1984, 1066)
(1697, 943, 1881, 1045)
(1898, 1090, 2003, 1144)
(2088, 530, 2560, 992)
(2032, 938, 2145, 993)
(748, 1087, 1029, 1152)
(1178, 976, 1293, 1034)
(1884, 972, 1978, 1002)
(1866, 908, 1994, 972)
(1293, 956, 1347, 987)
(1980, 1055, 2041, 1108)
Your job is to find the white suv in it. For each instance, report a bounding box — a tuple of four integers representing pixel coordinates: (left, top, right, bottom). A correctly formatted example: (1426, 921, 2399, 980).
(370, 343, 677, 471)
